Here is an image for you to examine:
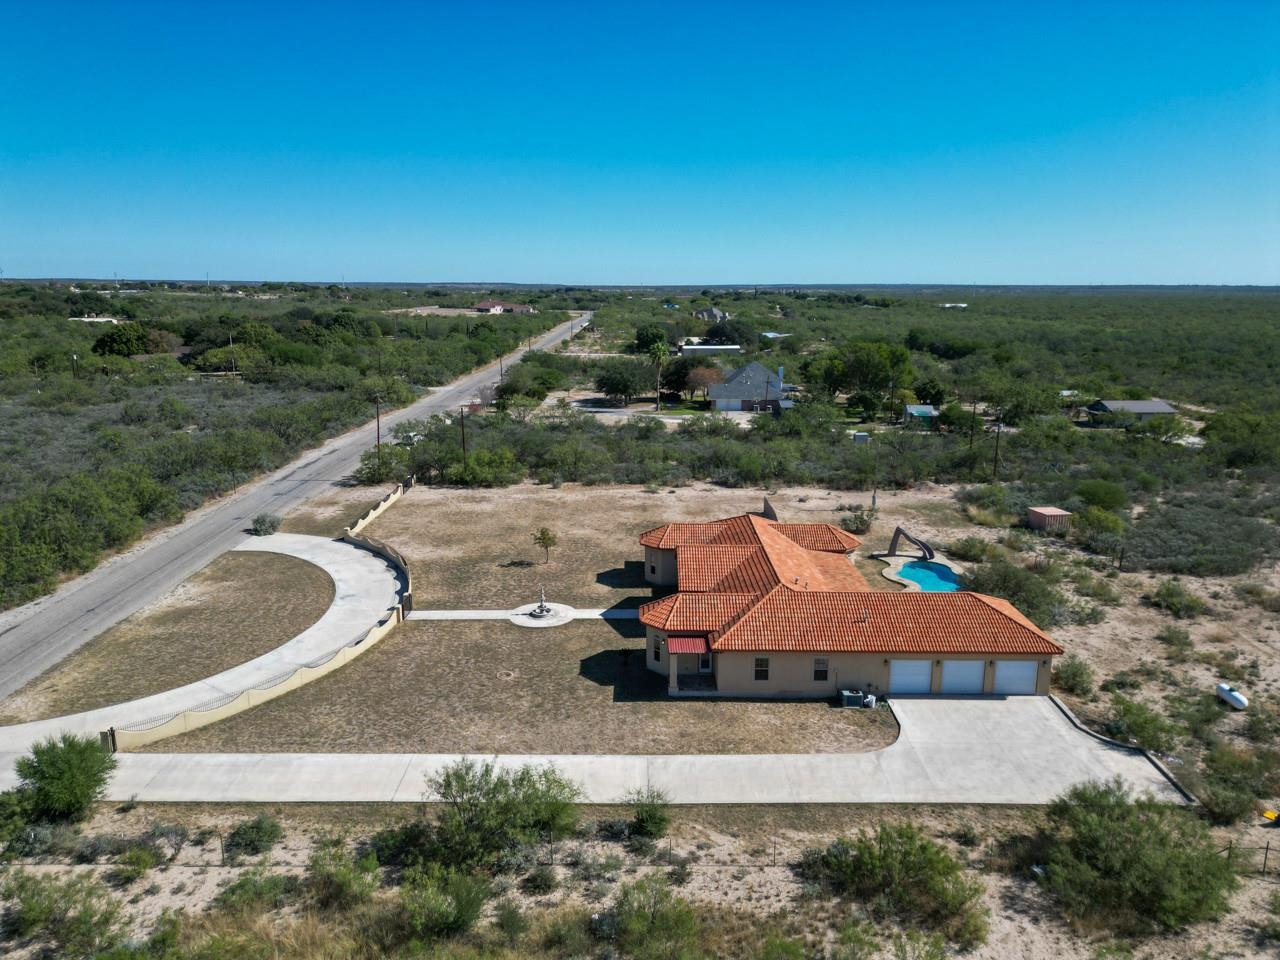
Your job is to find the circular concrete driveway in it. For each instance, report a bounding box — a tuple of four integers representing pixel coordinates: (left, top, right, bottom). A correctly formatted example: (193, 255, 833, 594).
(0, 534, 401, 755)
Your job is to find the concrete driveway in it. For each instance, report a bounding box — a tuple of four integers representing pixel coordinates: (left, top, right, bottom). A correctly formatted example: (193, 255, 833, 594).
(0, 696, 1186, 805)
(0, 535, 401, 754)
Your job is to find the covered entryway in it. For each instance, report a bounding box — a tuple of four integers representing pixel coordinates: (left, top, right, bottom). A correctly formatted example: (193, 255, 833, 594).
(940, 660, 985, 694)
(993, 660, 1038, 695)
(889, 659, 933, 694)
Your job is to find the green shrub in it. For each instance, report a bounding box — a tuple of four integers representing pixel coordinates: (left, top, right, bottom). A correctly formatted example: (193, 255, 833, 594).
(0, 788, 33, 845)
(427, 759, 581, 869)
(1075, 479, 1128, 511)
(15, 733, 117, 823)
(839, 507, 876, 535)
(1127, 496, 1275, 576)
(306, 841, 379, 909)
(224, 813, 283, 859)
(797, 824, 987, 947)
(947, 536, 993, 563)
(999, 529, 1031, 552)
(890, 929, 947, 960)
(626, 786, 671, 840)
(368, 820, 435, 869)
(830, 920, 879, 960)
(106, 842, 161, 887)
(1155, 625, 1193, 662)
(1041, 778, 1237, 933)
(250, 513, 281, 535)
(521, 864, 558, 895)
(213, 865, 301, 913)
(1143, 579, 1208, 619)
(961, 557, 1067, 628)
(1053, 655, 1094, 698)
(493, 899, 528, 946)
(400, 865, 489, 939)
(0, 869, 126, 959)
(1103, 695, 1177, 753)
(609, 875, 701, 960)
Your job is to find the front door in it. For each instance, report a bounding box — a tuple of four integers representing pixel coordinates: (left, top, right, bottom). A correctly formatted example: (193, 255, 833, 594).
(698, 651, 712, 673)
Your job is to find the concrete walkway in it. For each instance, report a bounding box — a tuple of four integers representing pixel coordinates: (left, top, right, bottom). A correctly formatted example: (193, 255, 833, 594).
(0, 535, 400, 754)
(0, 697, 1185, 805)
(406, 607, 639, 621)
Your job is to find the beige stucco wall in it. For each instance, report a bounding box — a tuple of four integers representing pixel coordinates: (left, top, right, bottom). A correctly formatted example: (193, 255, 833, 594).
(645, 627, 670, 677)
(712, 650, 1051, 698)
(644, 547, 677, 586)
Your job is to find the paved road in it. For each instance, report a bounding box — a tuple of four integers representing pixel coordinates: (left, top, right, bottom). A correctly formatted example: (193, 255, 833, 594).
(0, 535, 400, 752)
(0, 697, 1186, 804)
(0, 314, 586, 700)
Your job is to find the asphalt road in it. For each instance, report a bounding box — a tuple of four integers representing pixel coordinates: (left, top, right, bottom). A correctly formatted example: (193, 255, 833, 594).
(0, 313, 586, 699)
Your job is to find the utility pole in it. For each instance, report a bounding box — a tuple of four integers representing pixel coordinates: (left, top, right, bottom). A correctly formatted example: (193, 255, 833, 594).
(374, 395, 383, 473)
(992, 421, 1004, 482)
(71, 353, 79, 379)
(459, 405, 468, 463)
(228, 334, 237, 376)
(969, 396, 978, 450)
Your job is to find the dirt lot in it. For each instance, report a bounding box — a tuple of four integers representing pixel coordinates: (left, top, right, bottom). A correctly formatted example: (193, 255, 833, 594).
(151, 618, 896, 754)
(0, 552, 334, 724)
(365, 481, 889, 611)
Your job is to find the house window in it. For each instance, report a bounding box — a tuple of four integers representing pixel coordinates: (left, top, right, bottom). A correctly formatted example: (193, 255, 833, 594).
(754, 657, 769, 681)
(652, 637, 661, 662)
(649, 564, 656, 575)
(813, 658, 829, 682)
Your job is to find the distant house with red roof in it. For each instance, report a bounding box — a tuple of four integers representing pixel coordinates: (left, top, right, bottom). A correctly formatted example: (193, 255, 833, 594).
(638, 506, 1062, 698)
(474, 300, 536, 315)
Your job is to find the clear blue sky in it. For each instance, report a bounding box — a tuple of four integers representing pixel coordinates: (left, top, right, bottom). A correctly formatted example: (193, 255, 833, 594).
(2, 1, 1276, 284)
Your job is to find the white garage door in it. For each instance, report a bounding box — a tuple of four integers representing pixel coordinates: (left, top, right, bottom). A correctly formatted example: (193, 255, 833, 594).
(889, 659, 933, 694)
(940, 660, 985, 694)
(993, 660, 1039, 695)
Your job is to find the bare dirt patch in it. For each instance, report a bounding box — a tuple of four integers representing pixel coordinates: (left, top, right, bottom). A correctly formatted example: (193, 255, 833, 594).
(0, 552, 334, 724)
(151, 619, 897, 754)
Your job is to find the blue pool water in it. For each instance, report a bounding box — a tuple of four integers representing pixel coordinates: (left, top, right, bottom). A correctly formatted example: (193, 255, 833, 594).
(900, 560, 962, 592)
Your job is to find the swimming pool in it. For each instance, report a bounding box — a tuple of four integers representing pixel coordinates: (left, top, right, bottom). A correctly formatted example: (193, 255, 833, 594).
(899, 560, 963, 592)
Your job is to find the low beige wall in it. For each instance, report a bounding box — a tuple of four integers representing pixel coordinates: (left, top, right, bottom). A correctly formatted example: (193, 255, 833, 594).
(112, 606, 403, 751)
(343, 477, 414, 611)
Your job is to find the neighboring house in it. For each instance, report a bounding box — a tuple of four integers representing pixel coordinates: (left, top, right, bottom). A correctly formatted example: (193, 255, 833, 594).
(693, 307, 731, 322)
(71, 315, 122, 324)
(938, 303, 968, 309)
(1086, 399, 1176, 423)
(474, 300, 536, 315)
(760, 331, 792, 341)
(904, 404, 939, 427)
(638, 508, 1061, 698)
(708, 361, 794, 412)
(679, 338, 742, 358)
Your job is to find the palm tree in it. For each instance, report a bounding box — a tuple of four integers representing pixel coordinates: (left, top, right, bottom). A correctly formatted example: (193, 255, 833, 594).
(647, 342, 668, 412)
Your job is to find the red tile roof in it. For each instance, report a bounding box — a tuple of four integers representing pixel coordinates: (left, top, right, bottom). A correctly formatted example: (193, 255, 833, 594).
(639, 514, 861, 553)
(636, 510, 1062, 659)
(639, 593, 759, 632)
(709, 587, 1062, 655)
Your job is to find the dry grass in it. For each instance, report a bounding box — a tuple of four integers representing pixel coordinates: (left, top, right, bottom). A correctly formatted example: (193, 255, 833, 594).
(152, 619, 897, 754)
(0, 552, 334, 724)
(280, 485, 388, 538)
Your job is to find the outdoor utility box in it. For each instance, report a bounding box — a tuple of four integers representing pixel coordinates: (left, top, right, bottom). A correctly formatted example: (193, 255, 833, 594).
(841, 689, 866, 707)
(1027, 506, 1072, 532)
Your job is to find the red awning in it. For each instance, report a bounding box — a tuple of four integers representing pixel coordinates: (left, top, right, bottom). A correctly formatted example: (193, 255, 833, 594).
(666, 636, 709, 655)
